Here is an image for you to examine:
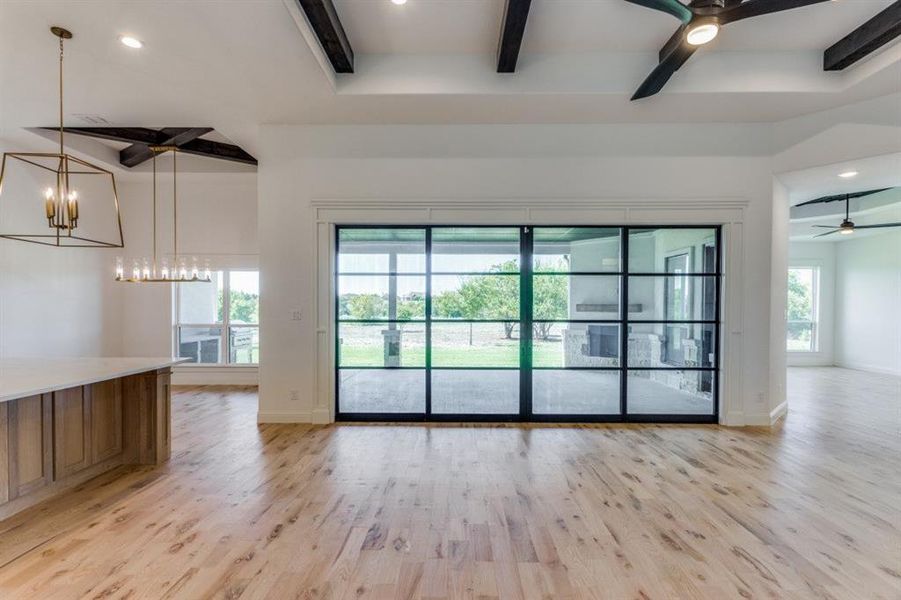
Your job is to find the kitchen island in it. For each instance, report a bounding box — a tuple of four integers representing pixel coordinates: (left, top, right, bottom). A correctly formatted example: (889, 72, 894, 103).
(0, 357, 187, 520)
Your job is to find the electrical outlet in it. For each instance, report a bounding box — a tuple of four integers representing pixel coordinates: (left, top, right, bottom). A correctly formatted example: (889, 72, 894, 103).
(289, 390, 300, 403)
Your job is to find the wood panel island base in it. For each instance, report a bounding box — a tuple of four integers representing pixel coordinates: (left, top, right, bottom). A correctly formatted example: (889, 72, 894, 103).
(0, 358, 186, 520)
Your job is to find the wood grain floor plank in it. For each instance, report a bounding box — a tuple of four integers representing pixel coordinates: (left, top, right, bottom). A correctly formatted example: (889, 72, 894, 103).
(0, 371, 899, 599)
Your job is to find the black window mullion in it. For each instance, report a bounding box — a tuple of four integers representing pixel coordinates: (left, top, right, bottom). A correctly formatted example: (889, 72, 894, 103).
(425, 227, 432, 418)
(520, 226, 533, 420)
(714, 226, 722, 421)
(620, 229, 629, 417)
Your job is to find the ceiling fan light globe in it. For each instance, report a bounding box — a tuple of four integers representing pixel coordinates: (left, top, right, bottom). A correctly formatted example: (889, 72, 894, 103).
(839, 228, 854, 235)
(686, 23, 719, 46)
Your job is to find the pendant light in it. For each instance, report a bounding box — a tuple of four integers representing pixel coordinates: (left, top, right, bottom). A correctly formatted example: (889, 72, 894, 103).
(115, 147, 210, 283)
(0, 27, 124, 247)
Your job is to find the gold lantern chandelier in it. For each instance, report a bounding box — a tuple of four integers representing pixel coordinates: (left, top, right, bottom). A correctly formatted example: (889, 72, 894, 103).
(115, 146, 210, 283)
(0, 26, 124, 247)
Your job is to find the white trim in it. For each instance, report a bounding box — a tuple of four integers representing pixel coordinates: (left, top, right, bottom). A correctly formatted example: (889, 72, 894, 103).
(769, 400, 788, 425)
(311, 407, 332, 424)
(257, 410, 312, 423)
(310, 197, 748, 425)
(834, 361, 901, 377)
(742, 412, 777, 427)
(722, 411, 745, 427)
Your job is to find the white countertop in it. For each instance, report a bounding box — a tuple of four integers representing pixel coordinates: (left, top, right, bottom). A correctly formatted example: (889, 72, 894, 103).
(0, 357, 190, 403)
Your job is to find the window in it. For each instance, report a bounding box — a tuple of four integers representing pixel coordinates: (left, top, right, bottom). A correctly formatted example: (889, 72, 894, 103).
(787, 266, 818, 352)
(177, 270, 259, 364)
(336, 226, 721, 422)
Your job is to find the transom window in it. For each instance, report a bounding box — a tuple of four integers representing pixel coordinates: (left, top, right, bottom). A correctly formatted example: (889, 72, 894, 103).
(176, 270, 259, 365)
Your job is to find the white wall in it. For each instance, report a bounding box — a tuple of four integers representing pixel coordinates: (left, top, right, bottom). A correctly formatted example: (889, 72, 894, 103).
(834, 231, 901, 376)
(0, 141, 259, 377)
(0, 141, 122, 358)
(117, 173, 259, 384)
(787, 241, 836, 366)
(768, 181, 790, 421)
(257, 124, 782, 426)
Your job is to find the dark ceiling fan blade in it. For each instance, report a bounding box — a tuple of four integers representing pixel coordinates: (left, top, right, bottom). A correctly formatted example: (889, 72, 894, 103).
(853, 223, 901, 229)
(795, 188, 894, 207)
(631, 29, 697, 100)
(812, 225, 840, 228)
(623, 0, 693, 23)
(814, 229, 840, 238)
(721, 0, 830, 24)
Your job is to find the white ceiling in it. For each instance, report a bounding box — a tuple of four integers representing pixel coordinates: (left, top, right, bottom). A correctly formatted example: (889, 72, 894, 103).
(779, 152, 901, 205)
(335, 0, 895, 54)
(0, 0, 899, 167)
(790, 187, 901, 241)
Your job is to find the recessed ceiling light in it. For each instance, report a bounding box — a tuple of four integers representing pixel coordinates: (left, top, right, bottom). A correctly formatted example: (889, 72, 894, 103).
(391, 0, 407, 5)
(838, 170, 858, 178)
(686, 22, 719, 46)
(119, 35, 143, 49)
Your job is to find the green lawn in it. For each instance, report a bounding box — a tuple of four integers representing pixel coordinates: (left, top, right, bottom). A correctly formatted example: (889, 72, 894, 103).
(339, 342, 565, 368)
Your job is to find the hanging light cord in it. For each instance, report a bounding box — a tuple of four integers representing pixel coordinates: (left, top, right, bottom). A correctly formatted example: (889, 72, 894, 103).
(173, 149, 178, 265)
(58, 35, 64, 155)
(152, 151, 158, 272)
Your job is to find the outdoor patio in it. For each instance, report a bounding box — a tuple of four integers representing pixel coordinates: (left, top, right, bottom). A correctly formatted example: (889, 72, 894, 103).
(339, 368, 713, 415)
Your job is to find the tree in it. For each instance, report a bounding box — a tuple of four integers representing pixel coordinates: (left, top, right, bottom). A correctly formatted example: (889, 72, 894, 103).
(786, 270, 812, 321)
(786, 269, 813, 344)
(532, 271, 567, 340)
(433, 290, 466, 319)
(347, 294, 387, 320)
(396, 295, 425, 324)
(228, 291, 259, 324)
(430, 259, 569, 341)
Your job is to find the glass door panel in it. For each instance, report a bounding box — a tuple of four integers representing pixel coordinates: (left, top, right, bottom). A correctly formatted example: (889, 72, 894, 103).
(429, 227, 521, 416)
(624, 227, 719, 418)
(336, 228, 427, 416)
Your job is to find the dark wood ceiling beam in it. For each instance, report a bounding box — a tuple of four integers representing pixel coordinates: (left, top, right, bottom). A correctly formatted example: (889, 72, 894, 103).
(296, 0, 354, 73)
(119, 127, 214, 168)
(824, 1, 901, 71)
(177, 139, 258, 166)
(497, 0, 533, 73)
(158, 127, 214, 146)
(39, 126, 256, 168)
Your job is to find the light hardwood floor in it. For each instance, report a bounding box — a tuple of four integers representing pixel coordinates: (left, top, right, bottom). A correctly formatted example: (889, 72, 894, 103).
(0, 368, 899, 599)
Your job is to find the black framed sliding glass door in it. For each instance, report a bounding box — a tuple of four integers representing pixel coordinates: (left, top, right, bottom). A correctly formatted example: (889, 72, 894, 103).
(336, 228, 427, 417)
(336, 225, 720, 423)
(530, 227, 623, 419)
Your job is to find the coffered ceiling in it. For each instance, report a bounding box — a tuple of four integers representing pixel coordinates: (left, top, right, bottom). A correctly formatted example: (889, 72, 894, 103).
(1, 0, 899, 162)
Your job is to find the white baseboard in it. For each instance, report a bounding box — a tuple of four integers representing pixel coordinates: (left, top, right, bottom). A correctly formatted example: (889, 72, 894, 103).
(257, 411, 312, 423)
(173, 367, 259, 386)
(786, 354, 834, 367)
(741, 413, 774, 426)
(769, 400, 788, 425)
(722, 411, 745, 426)
(311, 407, 332, 424)
(834, 361, 901, 377)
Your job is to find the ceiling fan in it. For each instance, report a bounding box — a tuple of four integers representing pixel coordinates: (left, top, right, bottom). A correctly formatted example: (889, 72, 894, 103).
(810, 193, 901, 238)
(625, 0, 830, 100)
